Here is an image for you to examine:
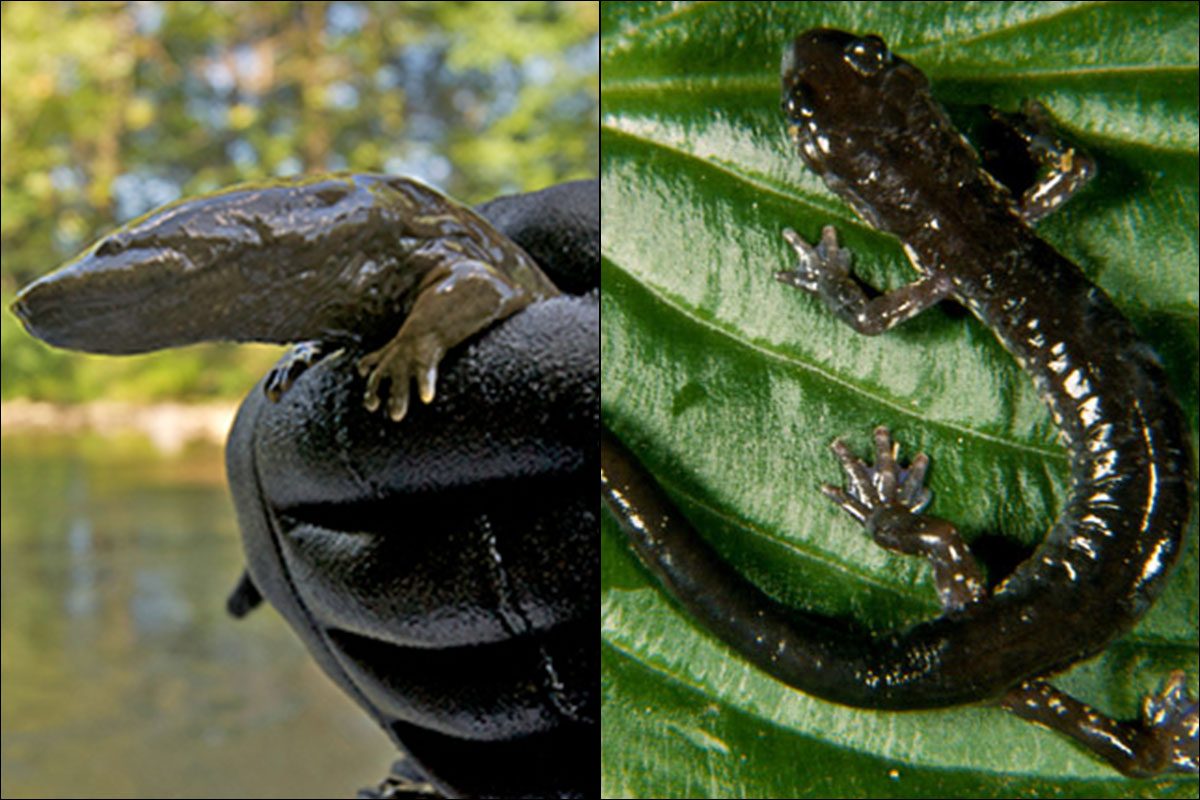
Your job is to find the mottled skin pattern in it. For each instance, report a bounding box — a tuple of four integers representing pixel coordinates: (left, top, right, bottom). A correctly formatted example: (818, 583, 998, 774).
(601, 30, 1196, 776)
(12, 173, 559, 421)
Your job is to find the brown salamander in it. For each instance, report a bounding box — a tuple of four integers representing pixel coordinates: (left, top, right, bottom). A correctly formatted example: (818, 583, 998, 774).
(11, 173, 559, 421)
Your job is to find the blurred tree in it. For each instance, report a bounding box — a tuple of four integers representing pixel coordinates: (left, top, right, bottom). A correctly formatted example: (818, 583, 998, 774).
(1, 0, 598, 400)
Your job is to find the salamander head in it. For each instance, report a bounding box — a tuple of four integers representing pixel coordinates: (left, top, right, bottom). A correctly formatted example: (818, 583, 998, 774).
(782, 29, 933, 172)
(781, 29, 968, 235)
(11, 174, 427, 353)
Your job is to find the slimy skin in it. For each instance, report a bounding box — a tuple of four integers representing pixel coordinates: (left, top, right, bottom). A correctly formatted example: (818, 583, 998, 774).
(602, 29, 1197, 776)
(11, 173, 560, 420)
(9, 176, 600, 798)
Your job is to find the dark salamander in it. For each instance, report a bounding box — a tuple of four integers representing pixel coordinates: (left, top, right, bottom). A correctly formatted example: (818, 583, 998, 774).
(601, 29, 1197, 776)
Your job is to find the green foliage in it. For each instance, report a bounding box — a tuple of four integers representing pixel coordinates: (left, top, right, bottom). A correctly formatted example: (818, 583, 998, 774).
(1, 1, 597, 401)
(601, 1, 1198, 796)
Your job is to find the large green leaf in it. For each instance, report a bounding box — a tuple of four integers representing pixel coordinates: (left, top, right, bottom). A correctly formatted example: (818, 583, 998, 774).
(600, 2, 1199, 797)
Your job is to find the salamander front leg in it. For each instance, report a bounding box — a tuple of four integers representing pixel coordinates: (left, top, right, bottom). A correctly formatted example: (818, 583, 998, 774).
(777, 226, 952, 335)
(977, 100, 1096, 225)
(357, 260, 537, 422)
(821, 425, 985, 611)
(1002, 672, 1199, 777)
(263, 340, 330, 401)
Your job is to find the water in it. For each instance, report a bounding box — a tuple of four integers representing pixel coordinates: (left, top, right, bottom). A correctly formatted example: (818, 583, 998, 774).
(1, 432, 398, 799)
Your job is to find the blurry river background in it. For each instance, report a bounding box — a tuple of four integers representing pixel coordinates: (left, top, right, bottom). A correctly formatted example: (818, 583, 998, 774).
(1, 408, 398, 799)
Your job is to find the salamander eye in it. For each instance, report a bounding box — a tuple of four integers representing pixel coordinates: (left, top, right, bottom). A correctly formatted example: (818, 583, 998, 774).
(314, 186, 350, 206)
(843, 35, 891, 77)
(94, 237, 126, 257)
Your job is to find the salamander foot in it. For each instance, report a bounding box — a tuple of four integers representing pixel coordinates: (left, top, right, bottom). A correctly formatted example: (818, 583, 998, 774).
(358, 333, 444, 423)
(264, 340, 329, 401)
(821, 425, 931, 523)
(776, 225, 851, 294)
(1138, 670, 1199, 775)
(1002, 671, 1198, 776)
(820, 426, 985, 610)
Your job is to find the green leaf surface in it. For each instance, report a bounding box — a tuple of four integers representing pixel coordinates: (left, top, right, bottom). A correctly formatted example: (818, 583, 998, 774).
(600, 2, 1199, 797)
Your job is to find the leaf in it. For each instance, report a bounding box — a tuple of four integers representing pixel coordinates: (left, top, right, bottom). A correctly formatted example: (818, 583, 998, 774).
(600, 2, 1199, 796)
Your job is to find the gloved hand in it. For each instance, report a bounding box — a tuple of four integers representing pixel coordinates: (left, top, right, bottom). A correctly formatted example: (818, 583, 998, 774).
(224, 181, 598, 799)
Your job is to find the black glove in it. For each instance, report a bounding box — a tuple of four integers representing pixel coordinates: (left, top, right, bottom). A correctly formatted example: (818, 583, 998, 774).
(225, 180, 598, 798)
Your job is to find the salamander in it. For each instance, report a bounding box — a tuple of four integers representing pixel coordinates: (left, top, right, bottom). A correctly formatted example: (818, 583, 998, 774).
(10, 176, 597, 798)
(11, 173, 560, 421)
(601, 29, 1197, 776)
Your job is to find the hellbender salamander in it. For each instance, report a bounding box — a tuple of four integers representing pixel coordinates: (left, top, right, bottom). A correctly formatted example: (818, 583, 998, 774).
(10, 176, 597, 797)
(11, 173, 560, 421)
(601, 29, 1197, 776)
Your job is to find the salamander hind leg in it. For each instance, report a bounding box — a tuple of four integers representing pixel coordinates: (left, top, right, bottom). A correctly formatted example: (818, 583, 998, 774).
(357, 260, 539, 422)
(1002, 672, 1199, 777)
(821, 426, 985, 611)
